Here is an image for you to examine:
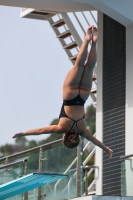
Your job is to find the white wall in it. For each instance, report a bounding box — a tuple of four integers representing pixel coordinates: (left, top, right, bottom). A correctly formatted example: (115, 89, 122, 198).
(125, 24, 133, 196)
(95, 11, 103, 195)
(126, 25, 133, 156)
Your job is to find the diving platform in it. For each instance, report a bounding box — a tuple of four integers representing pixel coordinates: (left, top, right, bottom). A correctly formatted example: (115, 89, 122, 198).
(0, 173, 67, 199)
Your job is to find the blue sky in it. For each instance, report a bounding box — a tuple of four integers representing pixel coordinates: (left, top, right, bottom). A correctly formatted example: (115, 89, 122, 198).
(0, 6, 92, 146)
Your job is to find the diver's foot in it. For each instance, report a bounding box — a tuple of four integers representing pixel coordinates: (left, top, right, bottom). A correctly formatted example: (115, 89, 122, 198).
(85, 26, 93, 41)
(92, 26, 98, 43)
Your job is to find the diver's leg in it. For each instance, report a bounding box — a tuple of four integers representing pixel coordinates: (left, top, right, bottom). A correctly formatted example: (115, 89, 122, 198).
(63, 26, 93, 100)
(79, 26, 98, 101)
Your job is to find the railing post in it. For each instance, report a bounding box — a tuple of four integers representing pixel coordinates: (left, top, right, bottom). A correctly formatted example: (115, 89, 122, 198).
(38, 147, 43, 200)
(5, 157, 9, 171)
(84, 166, 88, 196)
(4, 157, 8, 184)
(76, 140, 81, 197)
(23, 159, 27, 176)
(24, 159, 28, 200)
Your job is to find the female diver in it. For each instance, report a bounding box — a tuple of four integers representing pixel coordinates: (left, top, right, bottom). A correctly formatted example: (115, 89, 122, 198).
(13, 26, 113, 158)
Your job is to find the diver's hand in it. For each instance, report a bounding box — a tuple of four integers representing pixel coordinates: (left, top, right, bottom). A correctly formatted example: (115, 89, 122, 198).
(12, 132, 24, 138)
(105, 146, 113, 158)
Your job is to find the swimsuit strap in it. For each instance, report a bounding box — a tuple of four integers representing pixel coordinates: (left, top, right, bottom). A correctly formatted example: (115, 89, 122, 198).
(68, 115, 85, 133)
(68, 121, 76, 133)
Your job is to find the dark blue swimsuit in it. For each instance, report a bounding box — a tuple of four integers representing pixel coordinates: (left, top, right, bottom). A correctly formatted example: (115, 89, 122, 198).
(59, 94, 85, 132)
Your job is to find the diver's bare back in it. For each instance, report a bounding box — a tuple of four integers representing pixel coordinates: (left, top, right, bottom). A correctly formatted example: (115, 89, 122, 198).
(58, 105, 86, 133)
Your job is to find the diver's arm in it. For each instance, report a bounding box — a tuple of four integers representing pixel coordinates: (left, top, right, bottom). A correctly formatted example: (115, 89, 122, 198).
(80, 128, 113, 158)
(13, 125, 63, 138)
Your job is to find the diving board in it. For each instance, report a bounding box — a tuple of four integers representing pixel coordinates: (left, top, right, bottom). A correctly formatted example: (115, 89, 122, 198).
(0, 173, 67, 200)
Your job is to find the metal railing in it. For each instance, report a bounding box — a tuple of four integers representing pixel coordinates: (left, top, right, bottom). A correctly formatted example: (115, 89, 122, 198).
(0, 139, 62, 164)
(0, 134, 97, 198)
(0, 159, 27, 171)
(0, 138, 80, 199)
(120, 154, 133, 160)
(0, 139, 62, 200)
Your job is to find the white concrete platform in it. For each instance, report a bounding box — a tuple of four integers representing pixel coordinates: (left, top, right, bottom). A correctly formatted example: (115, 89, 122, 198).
(71, 196, 133, 200)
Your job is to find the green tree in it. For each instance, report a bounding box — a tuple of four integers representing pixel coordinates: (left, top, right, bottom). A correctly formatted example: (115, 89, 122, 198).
(0, 144, 14, 156)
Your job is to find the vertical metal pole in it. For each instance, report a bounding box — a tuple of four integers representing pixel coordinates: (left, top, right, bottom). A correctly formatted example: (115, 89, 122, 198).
(4, 158, 8, 184)
(24, 159, 28, 175)
(5, 157, 8, 171)
(24, 190, 28, 199)
(68, 178, 72, 199)
(76, 141, 81, 197)
(38, 147, 43, 200)
(24, 160, 28, 200)
(5, 157, 8, 165)
(85, 167, 88, 196)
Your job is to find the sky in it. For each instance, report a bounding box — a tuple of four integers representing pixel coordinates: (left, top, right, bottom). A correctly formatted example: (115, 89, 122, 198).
(0, 6, 93, 146)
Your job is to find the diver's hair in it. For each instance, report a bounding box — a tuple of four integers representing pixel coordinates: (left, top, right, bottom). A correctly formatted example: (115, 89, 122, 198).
(62, 131, 80, 149)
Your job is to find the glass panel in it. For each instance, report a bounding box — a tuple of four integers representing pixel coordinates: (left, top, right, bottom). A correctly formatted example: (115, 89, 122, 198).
(0, 141, 84, 200)
(27, 145, 78, 200)
(121, 159, 133, 196)
(0, 163, 25, 200)
(26, 152, 39, 173)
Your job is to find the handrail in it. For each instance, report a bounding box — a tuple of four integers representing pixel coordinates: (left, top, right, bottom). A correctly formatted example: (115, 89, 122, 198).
(83, 165, 99, 170)
(120, 154, 133, 160)
(0, 139, 62, 162)
(0, 159, 27, 170)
